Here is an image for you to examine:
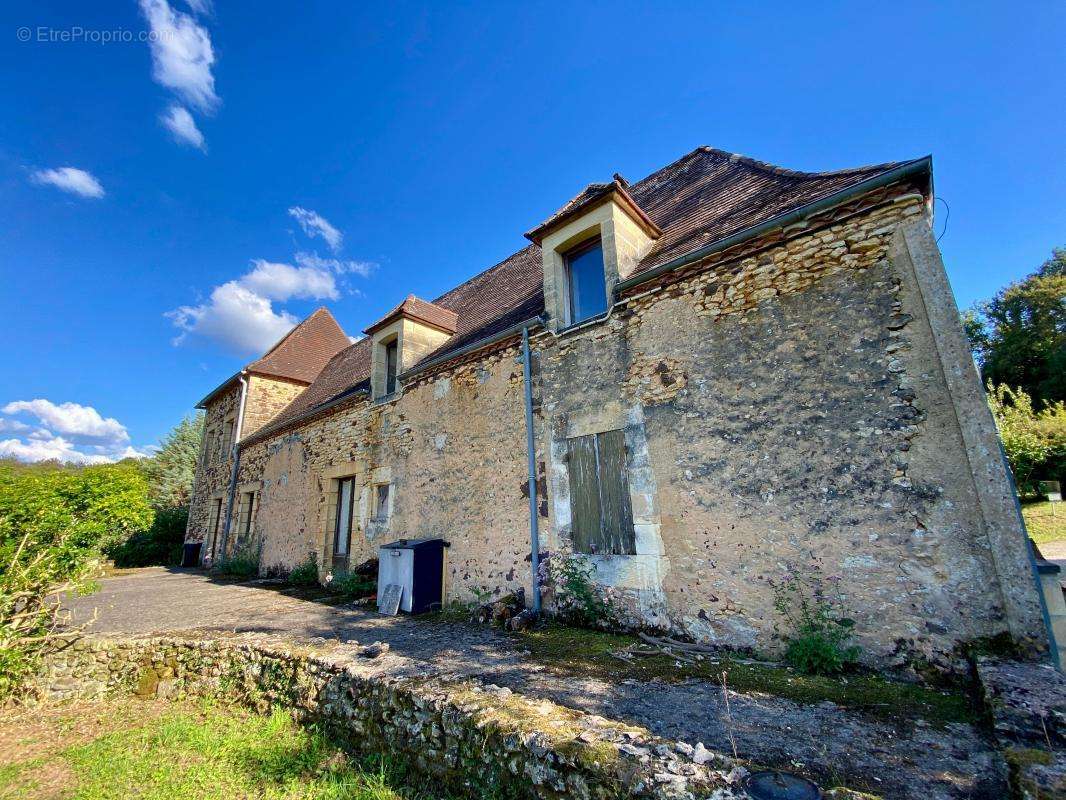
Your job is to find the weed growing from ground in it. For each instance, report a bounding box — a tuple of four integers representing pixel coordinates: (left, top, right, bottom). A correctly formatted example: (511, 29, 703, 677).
(771, 572, 860, 676)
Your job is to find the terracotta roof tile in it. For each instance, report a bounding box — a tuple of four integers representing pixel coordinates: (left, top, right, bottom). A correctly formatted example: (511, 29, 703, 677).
(248, 307, 351, 383)
(255, 146, 918, 434)
(364, 295, 459, 335)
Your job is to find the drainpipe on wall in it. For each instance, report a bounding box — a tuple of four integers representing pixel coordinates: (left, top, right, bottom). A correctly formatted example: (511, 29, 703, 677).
(521, 324, 542, 615)
(217, 370, 249, 564)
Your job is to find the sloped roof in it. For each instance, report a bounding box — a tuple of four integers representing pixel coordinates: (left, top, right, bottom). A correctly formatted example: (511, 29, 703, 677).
(364, 295, 459, 335)
(525, 178, 662, 245)
(196, 307, 349, 408)
(251, 145, 923, 436)
(248, 307, 351, 383)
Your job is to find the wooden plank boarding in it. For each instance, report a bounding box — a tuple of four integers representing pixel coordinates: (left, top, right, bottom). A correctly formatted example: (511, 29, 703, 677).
(378, 583, 402, 616)
(567, 434, 601, 553)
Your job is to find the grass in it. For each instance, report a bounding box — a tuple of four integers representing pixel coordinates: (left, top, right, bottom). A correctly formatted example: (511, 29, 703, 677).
(0, 698, 468, 800)
(1022, 499, 1066, 545)
(502, 622, 976, 726)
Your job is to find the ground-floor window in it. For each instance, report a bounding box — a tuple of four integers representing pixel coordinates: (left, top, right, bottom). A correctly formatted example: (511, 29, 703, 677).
(208, 497, 223, 560)
(373, 483, 390, 522)
(566, 429, 636, 555)
(237, 490, 256, 540)
(333, 477, 355, 568)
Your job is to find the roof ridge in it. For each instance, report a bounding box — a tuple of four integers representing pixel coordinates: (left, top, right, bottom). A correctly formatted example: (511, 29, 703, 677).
(696, 145, 904, 181)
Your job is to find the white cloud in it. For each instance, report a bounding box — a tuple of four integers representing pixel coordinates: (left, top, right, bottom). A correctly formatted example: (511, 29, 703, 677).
(294, 251, 376, 278)
(139, 0, 219, 112)
(288, 207, 342, 252)
(160, 104, 206, 150)
(31, 167, 105, 199)
(0, 401, 151, 466)
(183, 0, 212, 15)
(0, 435, 112, 465)
(168, 281, 300, 353)
(168, 256, 345, 352)
(240, 260, 337, 301)
(2, 399, 129, 442)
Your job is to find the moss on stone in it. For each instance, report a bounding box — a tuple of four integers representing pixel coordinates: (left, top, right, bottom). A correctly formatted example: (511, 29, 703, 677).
(511, 622, 976, 726)
(1005, 746, 1054, 768)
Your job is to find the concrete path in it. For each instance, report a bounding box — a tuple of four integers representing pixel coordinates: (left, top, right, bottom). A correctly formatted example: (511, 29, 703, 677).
(64, 568, 1006, 800)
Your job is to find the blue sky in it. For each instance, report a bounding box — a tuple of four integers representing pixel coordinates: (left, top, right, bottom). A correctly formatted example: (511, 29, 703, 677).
(1, 1, 1064, 462)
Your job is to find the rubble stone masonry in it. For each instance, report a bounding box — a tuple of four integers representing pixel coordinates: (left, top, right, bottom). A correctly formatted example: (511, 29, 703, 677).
(186, 190, 1046, 669)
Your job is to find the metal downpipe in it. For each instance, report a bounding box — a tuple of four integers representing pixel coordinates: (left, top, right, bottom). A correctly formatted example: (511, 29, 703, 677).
(521, 325, 542, 614)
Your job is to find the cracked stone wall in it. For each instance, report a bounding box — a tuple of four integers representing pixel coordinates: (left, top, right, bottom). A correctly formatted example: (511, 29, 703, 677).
(535, 194, 1021, 668)
(186, 191, 1040, 667)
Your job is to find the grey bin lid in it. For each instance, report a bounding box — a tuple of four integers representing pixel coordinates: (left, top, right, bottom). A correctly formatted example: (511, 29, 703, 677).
(379, 537, 451, 550)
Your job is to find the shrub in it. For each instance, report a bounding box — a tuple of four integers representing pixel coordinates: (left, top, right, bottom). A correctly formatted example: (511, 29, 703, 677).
(772, 572, 860, 675)
(0, 460, 153, 698)
(108, 506, 188, 568)
(988, 382, 1066, 495)
(288, 556, 320, 587)
(326, 570, 375, 599)
(0, 528, 100, 698)
(212, 548, 259, 580)
(539, 552, 615, 628)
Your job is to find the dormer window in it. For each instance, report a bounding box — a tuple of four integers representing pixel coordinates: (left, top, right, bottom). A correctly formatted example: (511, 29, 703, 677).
(384, 340, 398, 395)
(526, 177, 661, 332)
(364, 295, 459, 399)
(564, 238, 608, 324)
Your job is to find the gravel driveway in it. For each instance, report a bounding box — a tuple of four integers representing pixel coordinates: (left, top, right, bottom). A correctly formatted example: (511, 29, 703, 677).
(64, 568, 1006, 800)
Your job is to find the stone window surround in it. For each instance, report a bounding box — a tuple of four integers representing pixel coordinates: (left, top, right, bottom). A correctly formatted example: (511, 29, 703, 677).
(548, 402, 668, 598)
(318, 463, 394, 568)
(231, 480, 261, 538)
(204, 491, 225, 561)
(319, 461, 367, 570)
(539, 196, 658, 333)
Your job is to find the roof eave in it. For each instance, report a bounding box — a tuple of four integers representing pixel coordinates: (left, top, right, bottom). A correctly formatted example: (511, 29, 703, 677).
(363, 310, 458, 337)
(525, 184, 662, 246)
(195, 370, 244, 409)
(615, 155, 933, 295)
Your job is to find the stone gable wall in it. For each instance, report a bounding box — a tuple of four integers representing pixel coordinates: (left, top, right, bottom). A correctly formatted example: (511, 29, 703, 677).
(186, 190, 1043, 668)
(242, 374, 308, 438)
(185, 383, 241, 550)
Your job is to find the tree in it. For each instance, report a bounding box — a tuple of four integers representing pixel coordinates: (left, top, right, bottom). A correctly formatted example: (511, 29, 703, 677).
(987, 383, 1066, 495)
(966, 247, 1066, 407)
(140, 413, 204, 509)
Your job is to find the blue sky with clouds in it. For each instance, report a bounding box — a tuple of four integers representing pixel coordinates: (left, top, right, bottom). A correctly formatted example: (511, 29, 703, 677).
(1, 1, 1064, 463)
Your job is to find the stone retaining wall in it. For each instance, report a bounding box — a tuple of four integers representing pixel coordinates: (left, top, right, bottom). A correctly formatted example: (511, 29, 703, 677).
(33, 634, 765, 800)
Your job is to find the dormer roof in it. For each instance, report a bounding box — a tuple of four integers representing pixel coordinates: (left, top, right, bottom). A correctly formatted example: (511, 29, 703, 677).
(524, 178, 662, 245)
(363, 295, 459, 336)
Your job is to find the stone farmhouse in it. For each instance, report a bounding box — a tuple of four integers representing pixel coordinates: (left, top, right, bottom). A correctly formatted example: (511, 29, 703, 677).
(185, 145, 1053, 669)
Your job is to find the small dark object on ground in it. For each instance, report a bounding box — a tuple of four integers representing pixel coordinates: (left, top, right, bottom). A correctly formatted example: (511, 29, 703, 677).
(358, 641, 389, 659)
(507, 608, 537, 632)
(472, 589, 525, 627)
(351, 557, 379, 578)
(743, 770, 822, 800)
